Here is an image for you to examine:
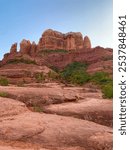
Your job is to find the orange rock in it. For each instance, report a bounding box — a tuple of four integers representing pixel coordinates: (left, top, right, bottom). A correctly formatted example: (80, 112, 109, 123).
(83, 36, 91, 48)
(20, 39, 31, 54)
(30, 41, 37, 56)
(37, 29, 90, 51)
(10, 43, 17, 53)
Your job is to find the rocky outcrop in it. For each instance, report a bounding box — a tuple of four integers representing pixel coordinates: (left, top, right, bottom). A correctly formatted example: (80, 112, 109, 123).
(44, 47, 113, 70)
(30, 41, 37, 56)
(0, 29, 92, 65)
(83, 36, 91, 48)
(37, 29, 90, 51)
(20, 39, 31, 54)
(10, 43, 17, 54)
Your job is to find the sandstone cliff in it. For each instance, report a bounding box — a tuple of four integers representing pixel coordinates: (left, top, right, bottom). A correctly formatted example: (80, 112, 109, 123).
(0, 29, 112, 76)
(37, 29, 91, 51)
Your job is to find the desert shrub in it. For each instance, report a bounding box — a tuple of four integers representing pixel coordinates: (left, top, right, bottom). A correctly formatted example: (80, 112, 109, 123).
(102, 82, 113, 99)
(35, 72, 45, 83)
(33, 104, 43, 112)
(60, 62, 89, 85)
(48, 71, 60, 80)
(91, 72, 112, 85)
(0, 92, 8, 97)
(50, 66, 59, 73)
(90, 72, 113, 98)
(0, 76, 9, 86)
(68, 70, 90, 85)
(7, 58, 36, 65)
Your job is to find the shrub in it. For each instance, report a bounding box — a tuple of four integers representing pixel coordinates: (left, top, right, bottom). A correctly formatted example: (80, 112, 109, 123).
(33, 104, 43, 112)
(48, 71, 59, 80)
(60, 62, 89, 85)
(90, 72, 113, 98)
(91, 72, 112, 85)
(0, 92, 8, 97)
(102, 82, 113, 99)
(0, 76, 9, 86)
(35, 72, 45, 83)
(50, 66, 59, 73)
(68, 70, 90, 85)
(7, 58, 36, 65)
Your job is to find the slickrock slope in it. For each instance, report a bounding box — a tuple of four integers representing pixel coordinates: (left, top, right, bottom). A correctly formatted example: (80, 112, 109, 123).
(0, 84, 112, 150)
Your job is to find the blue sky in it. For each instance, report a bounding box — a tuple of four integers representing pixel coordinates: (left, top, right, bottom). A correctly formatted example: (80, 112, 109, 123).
(0, 0, 112, 60)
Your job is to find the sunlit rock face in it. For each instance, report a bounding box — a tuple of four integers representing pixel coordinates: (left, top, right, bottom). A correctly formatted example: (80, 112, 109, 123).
(37, 29, 91, 51)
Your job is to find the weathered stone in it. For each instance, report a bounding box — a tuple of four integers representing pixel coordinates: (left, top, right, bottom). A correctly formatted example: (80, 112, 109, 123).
(30, 41, 37, 56)
(10, 43, 17, 53)
(20, 39, 31, 54)
(38, 29, 65, 50)
(83, 36, 91, 48)
(37, 29, 88, 51)
(65, 32, 84, 50)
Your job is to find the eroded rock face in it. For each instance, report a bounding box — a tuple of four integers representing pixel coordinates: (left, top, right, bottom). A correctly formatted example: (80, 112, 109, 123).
(0, 29, 92, 66)
(30, 41, 37, 56)
(65, 32, 84, 50)
(20, 39, 31, 54)
(37, 29, 91, 51)
(83, 36, 91, 49)
(10, 43, 17, 54)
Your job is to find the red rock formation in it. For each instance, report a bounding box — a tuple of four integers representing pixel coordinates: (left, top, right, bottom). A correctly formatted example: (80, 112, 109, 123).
(83, 36, 91, 49)
(38, 29, 65, 51)
(37, 29, 91, 51)
(0, 29, 110, 69)
(30, 42, 37, 56)
(10, 43, 17, 54)
(65, 32, 84, 50)
(20, 39, 31, 54)
(44, 47, 112, 70)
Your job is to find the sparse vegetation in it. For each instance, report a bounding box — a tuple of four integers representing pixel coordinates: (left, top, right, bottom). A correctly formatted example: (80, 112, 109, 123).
(48, 71, 60, 80)
(0, 92, 8, 97)
(60, 62, 90, 85)
(39, 49, 68, 55)
(33, 104, 43, 112)
(58, 63, 113, 98)
(90, 72, 112, 85)
(50, 66, 59, 73)
(102, 82, 113, 99)
(6, 58, 36, 65)
(0, 76, 9, 86)
(90, 72, 113, 98)
(35, 72, 45, 83)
